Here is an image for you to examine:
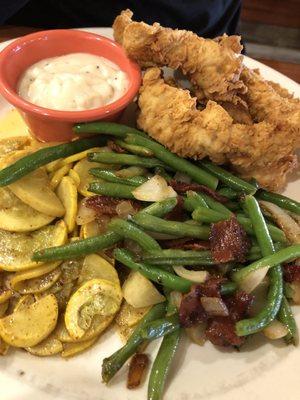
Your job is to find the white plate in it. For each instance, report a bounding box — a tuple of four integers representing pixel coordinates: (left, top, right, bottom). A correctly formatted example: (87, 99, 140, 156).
(0, 28, 299, 400)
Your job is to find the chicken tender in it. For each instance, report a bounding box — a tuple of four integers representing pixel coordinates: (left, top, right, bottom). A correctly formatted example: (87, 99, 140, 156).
(138, 68, 298, 190)
(113, 9, 246, 103)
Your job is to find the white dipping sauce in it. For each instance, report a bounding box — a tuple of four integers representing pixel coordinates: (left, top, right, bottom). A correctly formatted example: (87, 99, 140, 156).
(18, 53, 129, 111)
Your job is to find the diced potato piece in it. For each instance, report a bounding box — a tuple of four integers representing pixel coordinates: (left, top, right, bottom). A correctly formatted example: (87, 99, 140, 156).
(11, 265, 61, 294)
(122, 272, 165, 308)
(26, 331, 63, 356)
(0, 187, 54, 232)
(65, 279, 122, 340)
(9, 168, 65, 217)
(116, 301, 150, 328)
(0, 220, 67, 271)
(0, 294, 58, 347)
(56, 176, 78, 233)
(73, 158, 103, 197)
(78, 254, 119, 286)
(61, 336, 98, 358)
(50, 164, 72, 190)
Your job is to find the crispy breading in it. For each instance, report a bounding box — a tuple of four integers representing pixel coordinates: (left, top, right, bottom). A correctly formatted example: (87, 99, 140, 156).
(137, 68, 298, 190)
(113, 9, 246, 103)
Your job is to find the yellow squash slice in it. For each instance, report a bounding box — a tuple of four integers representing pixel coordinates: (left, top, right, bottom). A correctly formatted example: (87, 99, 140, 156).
(0, 338, 9, 355)
(0, 301, 8, 317)
(61, 336, 98, 358)
(78, 254, 119, 286)
(9, 168, 65, 217)
(50, 164, 72, 190)
(11, 265, 61, 294)
(116, 301, 150, 328)
(0, 187, 54, 232)
(68, 169, 80, 188)
(0, 220, 67, 271)
(26, 331, 63, 356)
(56, 176, 78, 233)
(14, 294, 36, 312)
(73, 158, 103, 197)
(0, 294, 58, 347)
(0, 135, 30, 158)
(122, 271, 165, 308)
(0, 288, 13, 304)
(65, 278, 122, 340)
(117, 324, 135, 344)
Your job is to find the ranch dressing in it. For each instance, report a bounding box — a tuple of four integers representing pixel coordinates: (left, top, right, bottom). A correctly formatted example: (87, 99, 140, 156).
(18, 53, 129, 111)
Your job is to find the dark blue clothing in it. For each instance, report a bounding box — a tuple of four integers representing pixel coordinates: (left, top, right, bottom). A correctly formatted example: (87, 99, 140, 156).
(2, 0, 241, 38)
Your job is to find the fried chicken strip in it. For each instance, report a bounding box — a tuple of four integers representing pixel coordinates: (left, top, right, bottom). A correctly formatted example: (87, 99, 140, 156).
(113, 9, 246, 103)
(137, 68, 298, 190)
(241, 68, 300, 139)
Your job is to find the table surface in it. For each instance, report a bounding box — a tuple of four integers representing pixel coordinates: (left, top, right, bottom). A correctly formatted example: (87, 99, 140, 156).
(0, 25, 299, 83)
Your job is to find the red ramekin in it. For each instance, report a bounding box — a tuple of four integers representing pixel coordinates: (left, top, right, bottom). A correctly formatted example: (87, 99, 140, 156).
(0, 29, 141, 142)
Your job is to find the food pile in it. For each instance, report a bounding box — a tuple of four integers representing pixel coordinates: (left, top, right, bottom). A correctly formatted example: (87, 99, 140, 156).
(113, 9, 300, 191)
(0, 121, 300, 399)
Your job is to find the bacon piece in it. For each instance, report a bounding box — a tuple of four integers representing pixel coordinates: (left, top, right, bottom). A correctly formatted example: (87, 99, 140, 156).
(85, 195, 141, 216)
(107, 140, 126, 153)
(210, 216, 250, 263)
(179, 285, 207, 327)
(283, 263, 300, 283)
(160, 238, 210, 250)
(127, 353, 149, 389)
(164, 196, 185, 221)
(205, 318, 245, 347)
(224, 291, 253, 322)
(169, 180, 228, 203)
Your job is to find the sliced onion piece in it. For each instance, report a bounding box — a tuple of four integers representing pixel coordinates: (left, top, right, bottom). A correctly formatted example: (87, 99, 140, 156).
(259, 200, 300, 244)
(116, 201, 137, 219)
(76, 200, 96, 225)
(132, 175, 177, 202)
(290, 282, 300, 304)
(173, 171, 191, 184)
(169, 291, 183, 311)
(200, 297, 229, 317)
(263, 320, 288, 340)
(239, 266, 269, 293)
(185, 323, 207, 346)
(173, 266, 209, 283)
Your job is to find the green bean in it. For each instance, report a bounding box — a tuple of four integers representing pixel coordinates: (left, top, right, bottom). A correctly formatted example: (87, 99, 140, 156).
(114, 139, 154, 157)
(132, 213, 210, 240)
(89, 182, 134, 199)
(88, 152, 169, 169)
(183, 191, 209, 212)
(148, 325, 181, 400)
(200, 193, 233, 216)
(114, 248, 192, 292)
(73, 121, 147, 138)
(217, 187, 239, 199)
(116, 166, 148, 178)
(108, 218, 161, 252)
(235, 195, 283, 336)
(192, 207, 228, 224)
(278, 296, 299, 345)
(125, 134, 218, 189)
(0, 135, 109, 187)
(257, 189, 300, 216)
(236, 215, 286, 243)
(232, 245, 300, 283)
(200, 160, 257, 194)
(140, 314, 180, 340)
(143, 249, 213, 265)
(220, 281, 237, 296)
(102, 302, 166, 383)
(32, 231, 121, 262)
(89, 169, 147, 186)
(141, 198, 178, 217)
